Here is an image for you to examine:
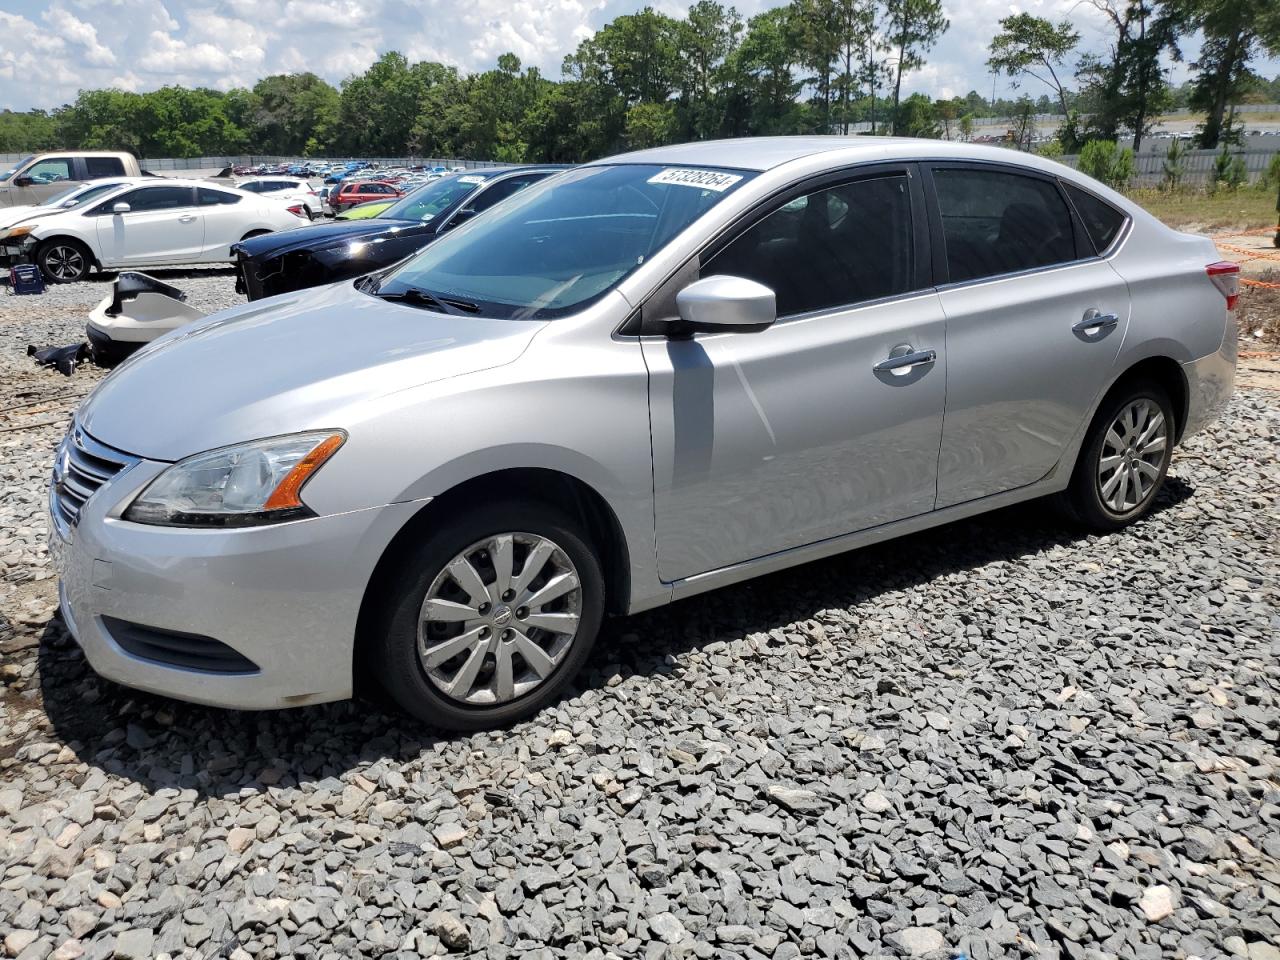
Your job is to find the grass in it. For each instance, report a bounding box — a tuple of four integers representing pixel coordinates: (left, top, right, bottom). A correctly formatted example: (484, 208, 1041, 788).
(1123, 186, 1278, 231)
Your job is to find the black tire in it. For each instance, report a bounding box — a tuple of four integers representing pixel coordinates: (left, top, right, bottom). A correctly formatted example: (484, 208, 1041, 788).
(35, 238, 92, 283)
(371, 499, 605, 730)
(1064, 378, 1174, 531)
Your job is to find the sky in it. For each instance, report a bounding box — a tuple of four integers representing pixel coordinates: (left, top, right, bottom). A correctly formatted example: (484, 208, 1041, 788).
(0, 0, 1277, 113)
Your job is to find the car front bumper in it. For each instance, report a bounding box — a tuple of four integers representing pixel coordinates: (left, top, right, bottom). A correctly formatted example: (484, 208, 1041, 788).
(51, 447, 427, 710)
(1180, 313, 1238, 440)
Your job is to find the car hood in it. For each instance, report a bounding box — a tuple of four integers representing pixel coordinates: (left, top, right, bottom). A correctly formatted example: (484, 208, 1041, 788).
(78, 280, 545, 461)
(234, 217, 424, 259)
(0, 205, 63, 231)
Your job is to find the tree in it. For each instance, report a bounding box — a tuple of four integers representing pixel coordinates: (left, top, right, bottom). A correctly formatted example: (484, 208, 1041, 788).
(248, 73, 339, 156)
(987, 14, 1080, 143)
(1163, 0, 1280, 148)
(1078, 139, 1134, 187)
(884, 0, 948, 134)
(792, 0, 841, 130)
(1076, 0, 1175, 153)
(675, 1, 744, 139)
(732, 7, 805, 134)
(895, 93, 940, 137)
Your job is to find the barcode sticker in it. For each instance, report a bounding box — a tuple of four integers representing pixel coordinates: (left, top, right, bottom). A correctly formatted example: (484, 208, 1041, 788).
(647, 168, 743, 192)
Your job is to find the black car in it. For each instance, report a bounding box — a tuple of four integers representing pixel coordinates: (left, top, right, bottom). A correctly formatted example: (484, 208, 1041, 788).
(232, 166, 565, 300)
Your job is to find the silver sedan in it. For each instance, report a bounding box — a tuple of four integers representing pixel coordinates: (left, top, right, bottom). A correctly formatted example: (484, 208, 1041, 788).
(50, 137, 1238, 729)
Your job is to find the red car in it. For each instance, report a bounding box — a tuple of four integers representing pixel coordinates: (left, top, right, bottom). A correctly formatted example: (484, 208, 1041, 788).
(330, 180, 404, 213)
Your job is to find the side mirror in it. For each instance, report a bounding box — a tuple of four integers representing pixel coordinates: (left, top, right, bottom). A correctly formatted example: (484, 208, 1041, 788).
(112, 202, 131, 215)
(674, 275, 776, 335)
(14, 176, 33, 187)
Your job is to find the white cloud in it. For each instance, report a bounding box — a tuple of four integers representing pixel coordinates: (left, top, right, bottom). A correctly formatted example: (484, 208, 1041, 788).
(0, 0, 1275, 113)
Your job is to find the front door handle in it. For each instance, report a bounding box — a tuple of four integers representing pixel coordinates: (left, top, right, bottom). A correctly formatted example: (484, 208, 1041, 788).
(874, 347, 937, 375)
(1073, 309, 1119, 335)
(178, 214, 197, 223)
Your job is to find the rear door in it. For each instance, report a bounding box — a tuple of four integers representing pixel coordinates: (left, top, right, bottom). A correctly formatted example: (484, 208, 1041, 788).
(924, 163, 1131, 507)
(95, 185, 204, 266)
(644, 165, 948, 582)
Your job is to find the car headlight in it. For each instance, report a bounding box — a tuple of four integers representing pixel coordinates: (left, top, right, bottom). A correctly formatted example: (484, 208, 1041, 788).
(2, 225, 34, 241)
(124, 431, 345, 527)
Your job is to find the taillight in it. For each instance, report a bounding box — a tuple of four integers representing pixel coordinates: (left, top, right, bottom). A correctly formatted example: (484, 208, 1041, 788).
(287, 204, 306, 217)
(1206, 261, 1240, 310)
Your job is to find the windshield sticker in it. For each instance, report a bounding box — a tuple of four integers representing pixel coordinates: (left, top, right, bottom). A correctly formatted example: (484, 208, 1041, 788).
(458, 175, 486, 184)
(647, 168, 743, 192)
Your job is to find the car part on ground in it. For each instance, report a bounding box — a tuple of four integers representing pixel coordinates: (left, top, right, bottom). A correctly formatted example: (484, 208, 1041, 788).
(232, 166, 564, 300)
(85, 272, 208, 365)
(28, 342, 91, 376)
(49, 138, 1237, 729)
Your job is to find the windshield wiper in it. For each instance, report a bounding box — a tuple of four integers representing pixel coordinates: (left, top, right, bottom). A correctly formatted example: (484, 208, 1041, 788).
(371, 285, 480, 314)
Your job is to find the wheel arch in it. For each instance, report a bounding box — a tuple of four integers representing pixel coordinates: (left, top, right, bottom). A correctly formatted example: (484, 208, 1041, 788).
(34, 234, 99, 269)
(1102, 355, 1189, 443)
(353, 467, 633, 678)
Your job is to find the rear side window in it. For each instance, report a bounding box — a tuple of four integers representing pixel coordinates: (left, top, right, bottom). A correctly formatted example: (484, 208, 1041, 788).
(85, 157, 126, 177)
(198, 187, 241, 206)
(466, 176, 540, 214)
(1063, 183, 1127, 254)
(933, 168, 1075, 283)
(705, 174, 915, 317)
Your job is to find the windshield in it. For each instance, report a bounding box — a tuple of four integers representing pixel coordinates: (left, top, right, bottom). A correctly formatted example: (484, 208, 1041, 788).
(0, 157, 33, 183)
(373, 164, 754, 320)
(45, 181, 123, 208)
(379, 176, 483, 222)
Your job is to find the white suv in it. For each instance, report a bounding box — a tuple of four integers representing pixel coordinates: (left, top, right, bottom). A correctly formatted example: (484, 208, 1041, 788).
(235, 177, 325, 218)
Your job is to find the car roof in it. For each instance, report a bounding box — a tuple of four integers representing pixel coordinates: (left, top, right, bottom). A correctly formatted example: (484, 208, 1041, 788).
(590, 136, 1074, 176)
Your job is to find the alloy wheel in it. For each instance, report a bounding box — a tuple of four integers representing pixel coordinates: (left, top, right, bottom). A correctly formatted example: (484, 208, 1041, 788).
(1096, 398, 1167, 514)
(417, 532, 582, 706)
(43, 245, 85, 281)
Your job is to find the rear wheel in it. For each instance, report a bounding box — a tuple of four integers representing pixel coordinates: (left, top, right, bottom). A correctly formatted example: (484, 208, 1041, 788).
(1065, 379, 1174, 530)
(371, 500, 605, 730)
(36, 239, 91, 283)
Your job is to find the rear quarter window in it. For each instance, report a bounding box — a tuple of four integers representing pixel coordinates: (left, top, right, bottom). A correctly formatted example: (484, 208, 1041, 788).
(1062, 183, 1128, 254)
(85, 157, 126, 177)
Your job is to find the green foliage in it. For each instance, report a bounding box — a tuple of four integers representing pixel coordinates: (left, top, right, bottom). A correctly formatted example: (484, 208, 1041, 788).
(884, 0, 948, 133)
(1260, 153, 1280, 191)
(987, 12, 1079, 135)
(1161, 137, 1187, 189)
(1078, 140, 1135, 188)
(1036, 139, 1064, 158)
(894, 93, 940, 137)
(1210, 144, 1247, 191)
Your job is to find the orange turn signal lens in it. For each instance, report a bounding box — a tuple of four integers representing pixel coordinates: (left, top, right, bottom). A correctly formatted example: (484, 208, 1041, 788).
(262, 433, 345, 511)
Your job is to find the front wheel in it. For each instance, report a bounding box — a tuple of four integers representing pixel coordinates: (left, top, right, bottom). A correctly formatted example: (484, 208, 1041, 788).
(1065, 379, 1174, 530)
(371, 500, 605, 730)
(36, 239, 91, 283)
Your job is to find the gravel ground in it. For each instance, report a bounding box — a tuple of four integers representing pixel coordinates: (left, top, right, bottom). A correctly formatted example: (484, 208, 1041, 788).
(1, 275, 1278, 960)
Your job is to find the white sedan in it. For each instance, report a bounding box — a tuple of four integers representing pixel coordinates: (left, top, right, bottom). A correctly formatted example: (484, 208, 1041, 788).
(7, 179, 307, 283)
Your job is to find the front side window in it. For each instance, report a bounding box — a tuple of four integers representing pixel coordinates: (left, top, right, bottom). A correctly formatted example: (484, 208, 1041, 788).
(85, 157, 126, 177)
(1063, 182, 1127, 254)
(113, 186, 195, 212)
(466, 175, 544, 215)
(25, 159, 73, 183)
(705, 174, 914, 317)
(933, 168, 1076, 283)
(375, 163, 754, 320)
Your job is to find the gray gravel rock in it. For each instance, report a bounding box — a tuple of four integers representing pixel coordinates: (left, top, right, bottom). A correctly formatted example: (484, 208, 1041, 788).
(1, 279, 1278, 958)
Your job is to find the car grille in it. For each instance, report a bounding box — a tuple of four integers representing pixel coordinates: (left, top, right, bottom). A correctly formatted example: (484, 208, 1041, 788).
(50, 424, 139, 534)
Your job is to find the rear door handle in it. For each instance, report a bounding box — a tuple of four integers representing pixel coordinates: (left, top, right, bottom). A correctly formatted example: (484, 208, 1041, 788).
(874, 348, 936, 375)
(178, 214, 197, 223)
(1073, 310, 1119, 335)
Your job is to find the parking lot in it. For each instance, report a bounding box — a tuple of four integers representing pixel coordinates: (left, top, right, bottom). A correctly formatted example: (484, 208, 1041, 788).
(0, 270, 1276, 958)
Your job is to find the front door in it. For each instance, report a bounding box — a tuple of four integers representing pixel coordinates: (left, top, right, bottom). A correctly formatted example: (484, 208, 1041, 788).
(95, 185, 204, 266)
(644, 168, 948, 583)
(925, 164, 1132, 507)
